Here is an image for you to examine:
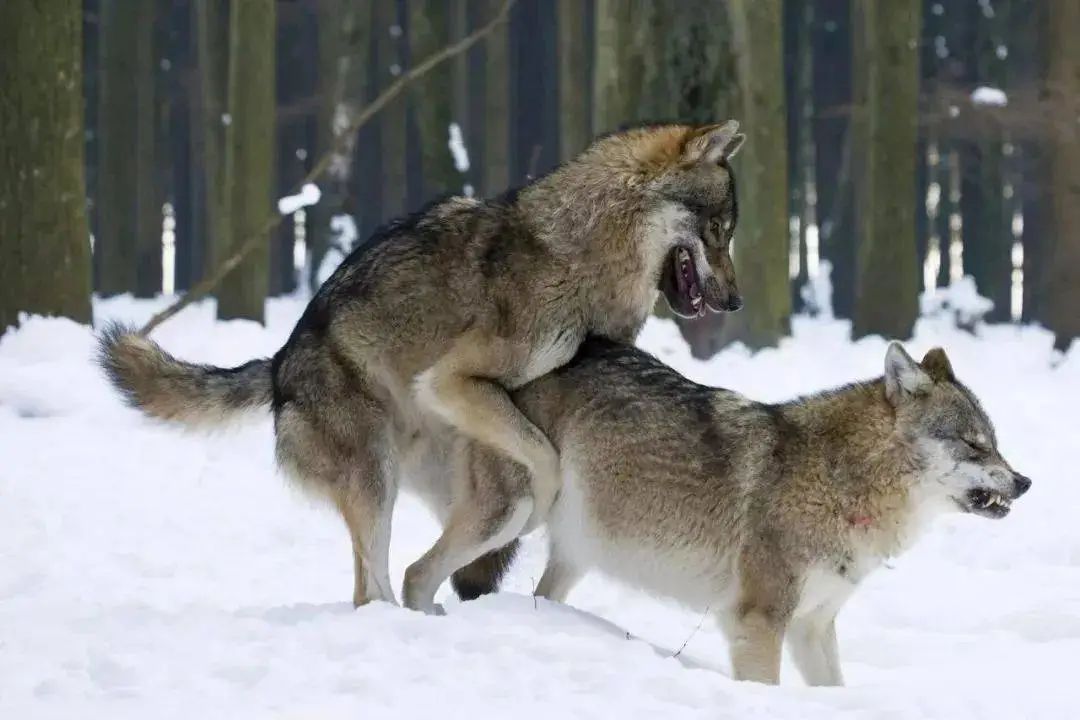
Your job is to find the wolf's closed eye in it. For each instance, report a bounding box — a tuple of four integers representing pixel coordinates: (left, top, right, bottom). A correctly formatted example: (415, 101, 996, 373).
(962, 438, 988, 458)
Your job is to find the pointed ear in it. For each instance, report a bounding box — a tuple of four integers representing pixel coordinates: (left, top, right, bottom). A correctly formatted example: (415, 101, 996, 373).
(884, 342, 932, 405)
(682, 120, 745, 165)
(920, 347, 955, 382)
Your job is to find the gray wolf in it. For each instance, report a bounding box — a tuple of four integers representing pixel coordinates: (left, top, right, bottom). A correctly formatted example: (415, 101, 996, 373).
(98, 121, 746, 608)
(439, 337, 1030, 685)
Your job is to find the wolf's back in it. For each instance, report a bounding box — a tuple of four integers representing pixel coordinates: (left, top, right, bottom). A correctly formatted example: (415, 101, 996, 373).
(98, 323, 273, 427)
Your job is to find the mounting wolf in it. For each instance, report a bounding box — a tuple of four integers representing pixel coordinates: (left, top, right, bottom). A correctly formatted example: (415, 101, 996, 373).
(445, 338, 1030, 685)
(99, 121, 746, 608)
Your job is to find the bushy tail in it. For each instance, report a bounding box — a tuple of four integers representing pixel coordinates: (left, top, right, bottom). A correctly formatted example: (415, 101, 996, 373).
(97, 322, 273, 428)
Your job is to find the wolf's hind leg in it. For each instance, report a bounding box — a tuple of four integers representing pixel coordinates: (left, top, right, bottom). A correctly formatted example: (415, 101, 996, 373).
(403, 439, 535, 613)
(403, 495, 533, 614)
(787, 611, 844, 686)
(337, 485, 397, 607)
(276, 404, 398, 607)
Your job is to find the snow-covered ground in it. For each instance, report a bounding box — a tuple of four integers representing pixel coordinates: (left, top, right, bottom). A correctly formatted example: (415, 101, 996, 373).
(2, 294, 1079, 719)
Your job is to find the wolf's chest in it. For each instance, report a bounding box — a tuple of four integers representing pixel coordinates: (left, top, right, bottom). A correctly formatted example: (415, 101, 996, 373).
(510, 328, 582, 388)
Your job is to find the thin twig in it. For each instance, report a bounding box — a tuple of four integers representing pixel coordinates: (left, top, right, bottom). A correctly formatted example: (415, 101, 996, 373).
(139, 0, 517, 336)
(671, 605, 710, 659)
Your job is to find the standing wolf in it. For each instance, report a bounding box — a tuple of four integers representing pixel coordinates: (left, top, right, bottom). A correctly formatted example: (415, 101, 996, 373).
(99, 121, 746, 608)
(448, 338, 1030, 684)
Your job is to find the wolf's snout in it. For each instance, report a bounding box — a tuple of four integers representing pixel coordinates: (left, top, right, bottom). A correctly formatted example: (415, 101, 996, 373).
(1012, 473, 1032, 497)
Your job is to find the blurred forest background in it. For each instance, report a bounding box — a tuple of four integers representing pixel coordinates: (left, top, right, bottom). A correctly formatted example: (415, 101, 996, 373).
(2, 0, 1079, 357)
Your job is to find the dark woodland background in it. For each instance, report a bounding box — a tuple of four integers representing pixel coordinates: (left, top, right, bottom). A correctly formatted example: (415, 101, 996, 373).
(2, 0, 1079, 357)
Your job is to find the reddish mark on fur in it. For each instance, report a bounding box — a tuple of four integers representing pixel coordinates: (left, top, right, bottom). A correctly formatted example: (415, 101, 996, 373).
(850, 514, 874, 528)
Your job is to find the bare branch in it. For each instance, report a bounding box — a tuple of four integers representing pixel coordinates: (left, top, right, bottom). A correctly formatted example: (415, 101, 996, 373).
(139, 0, 517, 336)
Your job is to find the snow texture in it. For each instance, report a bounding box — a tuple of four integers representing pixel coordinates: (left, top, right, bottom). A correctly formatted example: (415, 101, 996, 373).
(799, 259, 834, 320)
(277, 183, 322, 215)
(448, 123, 470, 173)
(921, 276, 995, 327)
(2, 295, 1078, 719)
(972, 86, 1008, 107)
(315, 214, 359, 287)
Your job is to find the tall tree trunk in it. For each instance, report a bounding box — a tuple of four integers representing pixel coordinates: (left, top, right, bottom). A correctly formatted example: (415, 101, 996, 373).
(1015, 0, 1047, 326)
(315, 0, 375, 273)
(309, 0, 344, 289)
(451, 0, 480, 196)
(851, 0, 921, 340)
(195, 0, 228, 281)
(1043, 0, 1080, 351)
(557, 0, 590, 162)
(410, 0, 465, 203)
(216, 0, 275, 322)
(376, 0, 407, 222)
(482, 0, 510, 195)
(270, 6, 304, 298)
(0, 0, 92, 328)
(97, 0, 158, 297)
(511, 0, 559, 183)
(716, 0, 790, 350)
(164, 0, 198, 293)
(962, 0, 1012, 322)
(813, 0, 855, 319)
(593, 0, 652, 134)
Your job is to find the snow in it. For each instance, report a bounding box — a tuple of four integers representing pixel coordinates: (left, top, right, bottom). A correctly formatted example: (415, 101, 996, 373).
(921, 276, 995, 327)
(799, 259, 833, 320)
(972, 86, 1008, 107)
(447, 123, 470, 173)
(315, 214, 359, 286)
(277, 183, 321, 215)
(2, 295, 1079, 719)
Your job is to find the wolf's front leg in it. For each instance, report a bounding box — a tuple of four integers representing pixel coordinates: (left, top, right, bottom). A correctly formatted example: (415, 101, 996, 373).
(787, 611, 844, 686)
(719, 606, 787, 685)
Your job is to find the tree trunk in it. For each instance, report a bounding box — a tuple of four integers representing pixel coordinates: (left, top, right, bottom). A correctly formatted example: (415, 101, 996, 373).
(813, 0, 855, 319)
(195, 0, 228, 281)
(216, 0, 275, 322)
(376, 0, 407, 222)
(309, 0, 344, 289)
(851, 0, 921, 340)
(715, 0, 790, 350)
(451, 0, 480, 196)
(0, 0, 92, 328)
(482, 0, 510, 195)
(97, 0, 158, 297)
(962, 0, 1012, 322)
(1043, 0, 1080, 351)
(410, 0, 465, 203)
(593, 0, 652, 134)
(1015, 0, 1047, 326)
(557, 0, 590, 162)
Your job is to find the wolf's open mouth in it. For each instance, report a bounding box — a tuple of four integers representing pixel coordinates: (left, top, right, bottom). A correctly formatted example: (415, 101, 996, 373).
(659, 246, 705, 318)
(961, 488, 1012, 519)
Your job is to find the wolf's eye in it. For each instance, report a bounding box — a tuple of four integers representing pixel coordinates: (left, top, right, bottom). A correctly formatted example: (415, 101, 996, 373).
(708, 218, 727, 247)
(962, 438, 988, 458)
